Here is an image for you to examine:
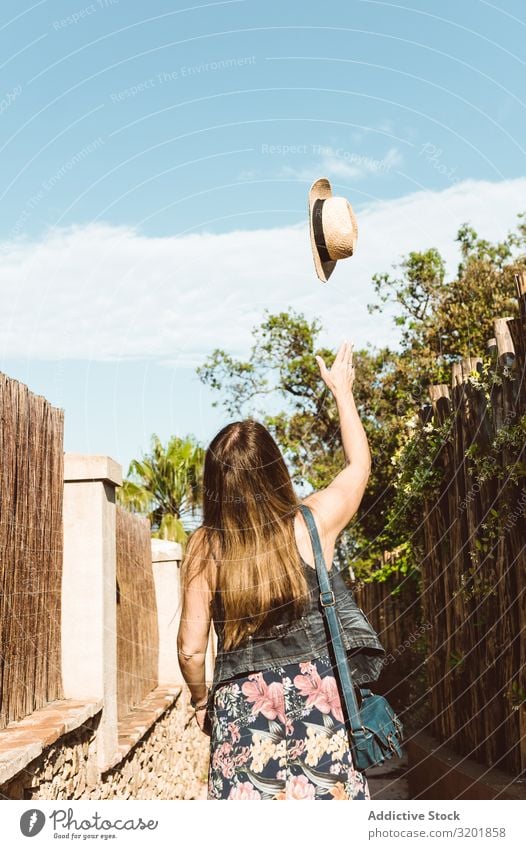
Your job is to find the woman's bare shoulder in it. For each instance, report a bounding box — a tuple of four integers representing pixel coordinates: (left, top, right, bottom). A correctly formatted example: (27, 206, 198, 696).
(294, 497, 336, 572)
(182, 527, 217, 587)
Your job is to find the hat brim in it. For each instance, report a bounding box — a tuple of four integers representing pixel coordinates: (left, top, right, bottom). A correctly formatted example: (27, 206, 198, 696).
(308, 177, 337, 283)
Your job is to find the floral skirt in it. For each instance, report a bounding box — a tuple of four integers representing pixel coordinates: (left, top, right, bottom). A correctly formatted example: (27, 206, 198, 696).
(207, 654, 370, 800)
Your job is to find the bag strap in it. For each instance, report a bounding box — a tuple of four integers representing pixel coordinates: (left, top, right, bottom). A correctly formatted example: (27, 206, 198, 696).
(298, 504, 364, 735)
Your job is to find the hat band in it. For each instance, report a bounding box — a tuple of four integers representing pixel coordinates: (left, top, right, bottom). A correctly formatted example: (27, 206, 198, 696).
(312, 199, 331, 264)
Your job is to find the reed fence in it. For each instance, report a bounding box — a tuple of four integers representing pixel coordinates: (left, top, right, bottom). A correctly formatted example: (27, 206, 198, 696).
(353, 550, 427, 729)
(354, 549, 422, 656)
(116, 506, 159, 719)
(0, 373, 64, 729)
(417, 272, 526, 775)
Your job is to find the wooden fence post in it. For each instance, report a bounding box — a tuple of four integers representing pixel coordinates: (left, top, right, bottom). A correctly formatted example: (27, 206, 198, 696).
(493, 318, 517, 428)
(62, 454, 122, 774)
(493, 317, 515, 366)
(428, 384, 451, 426)
(514, 271, 526, 320)
(428, 384, 450, 402)
(486, 337, 497, 354)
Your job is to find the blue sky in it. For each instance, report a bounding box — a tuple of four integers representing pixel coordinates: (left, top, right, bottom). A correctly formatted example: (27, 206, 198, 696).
(1, 0, 525, 474)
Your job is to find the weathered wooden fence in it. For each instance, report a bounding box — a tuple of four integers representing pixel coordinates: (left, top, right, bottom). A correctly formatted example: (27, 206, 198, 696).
(418, 273, 526, 776)
(0, 370, 213, 799)
(353, 549, 428, 731)
(0, 373, 64, 729)
(116, 506, 159, 719)
(0, 371, 164, 733)
(354, 549, 422, 657)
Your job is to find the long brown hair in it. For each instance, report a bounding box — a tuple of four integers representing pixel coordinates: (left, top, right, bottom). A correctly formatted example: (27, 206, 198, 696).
(181, 419, 309, 649)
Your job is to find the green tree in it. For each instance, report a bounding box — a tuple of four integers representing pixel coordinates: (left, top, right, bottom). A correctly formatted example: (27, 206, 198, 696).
(368, 220, 524, 385)
(369, 215, 526, 563)
(197, 215, 526, 576)
(197, 309, 401, 566)
(118, 434, 204, 544)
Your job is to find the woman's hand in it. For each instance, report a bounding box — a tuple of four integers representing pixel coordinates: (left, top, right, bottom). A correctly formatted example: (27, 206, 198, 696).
(315, 340, 355, 400)
(195, 706, 211, 736)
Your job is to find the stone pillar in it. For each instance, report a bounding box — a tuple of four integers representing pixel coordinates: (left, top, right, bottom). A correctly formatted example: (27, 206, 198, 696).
(62, 454, 122, 773)
(151, 539, 184, 686)
(151, 538, 217, 689)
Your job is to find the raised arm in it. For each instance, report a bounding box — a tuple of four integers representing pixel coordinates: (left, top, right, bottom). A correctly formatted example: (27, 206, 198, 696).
(303, 340, 371, 542)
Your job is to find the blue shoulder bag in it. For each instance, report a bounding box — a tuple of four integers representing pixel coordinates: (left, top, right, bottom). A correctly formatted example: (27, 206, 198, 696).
(298, 504, 405, 772)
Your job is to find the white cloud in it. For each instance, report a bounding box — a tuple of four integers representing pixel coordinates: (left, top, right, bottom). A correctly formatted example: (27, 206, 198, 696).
(0, 177, 524, 367)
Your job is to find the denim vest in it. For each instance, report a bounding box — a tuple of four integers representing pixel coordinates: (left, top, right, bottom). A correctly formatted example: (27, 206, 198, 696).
(211, 558, 386, 692)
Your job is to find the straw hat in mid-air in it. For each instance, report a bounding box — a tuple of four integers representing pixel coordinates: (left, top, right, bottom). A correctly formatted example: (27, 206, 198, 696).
(308, 177, 358, 282)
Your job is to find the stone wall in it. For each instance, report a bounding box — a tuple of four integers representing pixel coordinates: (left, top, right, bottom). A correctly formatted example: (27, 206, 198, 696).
(0, 692, 210, 801)
(0, 453, 216, 801)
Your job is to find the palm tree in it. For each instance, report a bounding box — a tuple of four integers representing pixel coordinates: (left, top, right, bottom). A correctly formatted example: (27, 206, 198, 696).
(117, 433, 204, 545)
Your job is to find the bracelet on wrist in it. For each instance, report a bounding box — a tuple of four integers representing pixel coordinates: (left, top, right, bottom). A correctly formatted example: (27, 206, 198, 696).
(190, 688, 210, 710)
